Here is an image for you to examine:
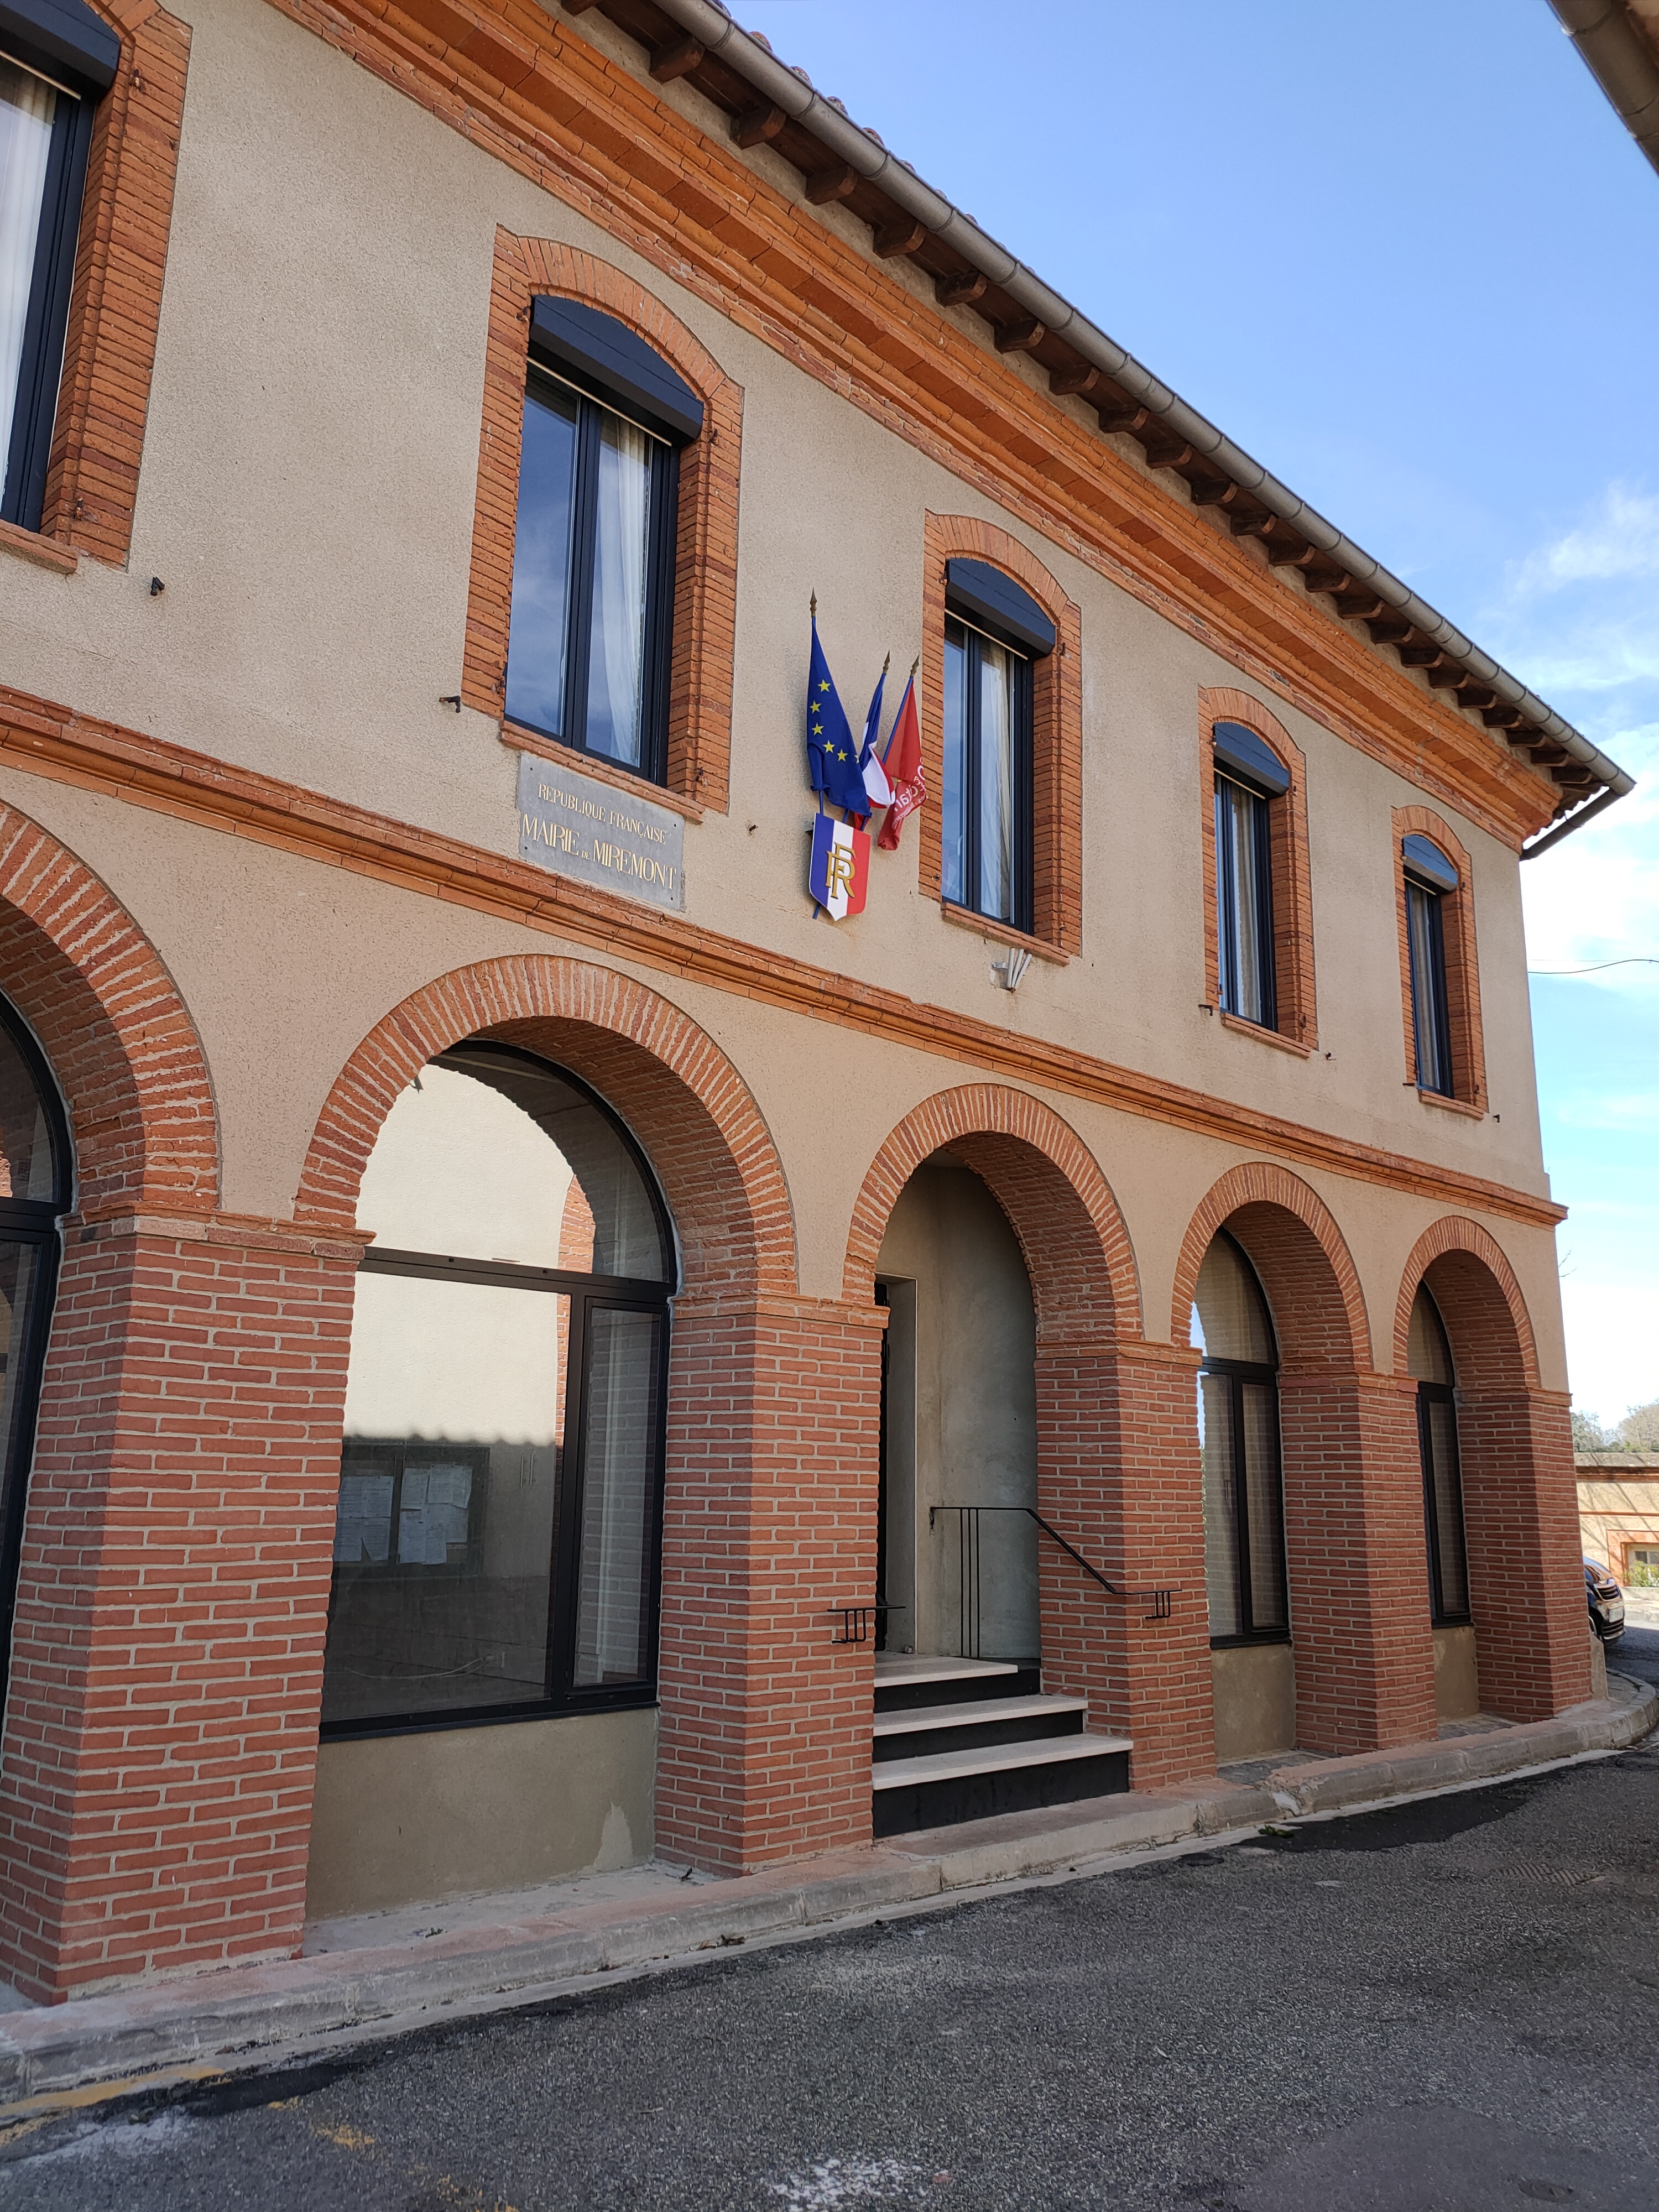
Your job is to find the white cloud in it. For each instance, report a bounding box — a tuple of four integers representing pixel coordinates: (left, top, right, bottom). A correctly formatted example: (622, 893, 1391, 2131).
(1506, 483, 1659, 597)
(1550, 1090, 1659, 1133)
(1520, 721, 1658, 988)
(1478, 484, 1659, 992)
(1559, 1274, 1659, 1429)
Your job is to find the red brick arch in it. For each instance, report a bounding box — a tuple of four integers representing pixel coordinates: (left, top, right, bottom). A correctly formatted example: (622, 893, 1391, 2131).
(1394, 1216, 1539, 1390)
(0, 803, 218, 1214)
(1170, 1160, 1370, 1372)
(295, 957, 795, 1297)
(842, 1084, 1140, 1337)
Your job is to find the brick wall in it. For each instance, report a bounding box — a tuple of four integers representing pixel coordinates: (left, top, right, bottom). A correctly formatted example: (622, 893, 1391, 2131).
(657, 1293, 882, 1870)
(0, 1216, 359, 2000)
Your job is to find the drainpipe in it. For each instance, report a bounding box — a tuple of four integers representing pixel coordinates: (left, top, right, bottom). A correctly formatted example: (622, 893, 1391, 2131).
(627, 0, 1636, 837)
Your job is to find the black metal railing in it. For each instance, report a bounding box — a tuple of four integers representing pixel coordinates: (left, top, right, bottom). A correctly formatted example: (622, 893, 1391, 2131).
(928, 1505, 1175, 1657)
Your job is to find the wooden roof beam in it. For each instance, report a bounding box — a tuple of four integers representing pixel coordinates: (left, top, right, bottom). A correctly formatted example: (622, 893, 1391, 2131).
(873, 218, 927, 259)
(731, 101, 786, 147)
(649, 33, 704, 81)
(935, 269, 988, 307)
(995, 317, 1046, 355)
(805, 163, 859, 205)
(1049, 362, 1102, 399)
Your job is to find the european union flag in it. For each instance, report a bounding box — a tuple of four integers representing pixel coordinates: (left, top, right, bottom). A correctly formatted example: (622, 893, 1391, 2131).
(806, 613, 870, 817)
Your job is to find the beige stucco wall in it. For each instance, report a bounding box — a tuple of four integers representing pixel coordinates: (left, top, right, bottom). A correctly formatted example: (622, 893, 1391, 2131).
(876, 1161, 1039, 1659)
(306, 1706, 654, 1920)
(1577, 1475, 1659, 1579)
(0, 0, 1564, 1278)
(1211, 1644, 1297, 1761)
(0, 766, 1571, 1401)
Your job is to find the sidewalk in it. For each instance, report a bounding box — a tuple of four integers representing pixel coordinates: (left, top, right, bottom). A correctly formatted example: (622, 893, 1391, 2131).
(1, 1675, 1651, 2117)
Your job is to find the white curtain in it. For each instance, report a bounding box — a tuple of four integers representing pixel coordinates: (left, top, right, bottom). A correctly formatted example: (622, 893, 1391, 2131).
(977, 638, 1014, 920)
(586, 415, 650, 765)
(0, 62, 57, 499)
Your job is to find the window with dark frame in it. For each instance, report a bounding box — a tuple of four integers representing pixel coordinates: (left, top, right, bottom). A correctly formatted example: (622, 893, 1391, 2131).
(320, 1042, 676, 1739)
(1192, 1230, 1290, 1646)
(504, 298, 703, 787)
(1212, 720, 1288, 1031)
(1407, 1282, 1469, 1625)
(0, 0, 118, 532)
(0, 990, 70, 1720)
(941, 557, 1051, 935)
(1403, 832, 1458, 1099)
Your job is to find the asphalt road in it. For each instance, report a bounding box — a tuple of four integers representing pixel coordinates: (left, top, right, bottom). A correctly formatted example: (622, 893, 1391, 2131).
(3, 1741, 1653, 2212)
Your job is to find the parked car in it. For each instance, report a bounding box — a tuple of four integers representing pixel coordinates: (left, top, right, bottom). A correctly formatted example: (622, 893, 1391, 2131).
(1585, 1558, 1625, 1645)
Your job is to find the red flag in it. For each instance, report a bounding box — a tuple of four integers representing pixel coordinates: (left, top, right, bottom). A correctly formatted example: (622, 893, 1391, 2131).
(876, 672, 924, 851)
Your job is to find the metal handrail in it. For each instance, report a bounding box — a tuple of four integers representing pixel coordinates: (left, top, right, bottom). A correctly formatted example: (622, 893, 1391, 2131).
(929, 1504, 1175, 1658)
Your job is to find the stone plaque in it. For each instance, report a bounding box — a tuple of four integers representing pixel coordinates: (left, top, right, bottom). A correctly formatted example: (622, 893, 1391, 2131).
(517, 753, 685, 912)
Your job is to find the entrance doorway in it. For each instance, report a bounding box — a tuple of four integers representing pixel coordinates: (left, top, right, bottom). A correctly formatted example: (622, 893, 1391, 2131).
(868, 1150, 1131, 1835)
(874, 1156, 1039, 1663)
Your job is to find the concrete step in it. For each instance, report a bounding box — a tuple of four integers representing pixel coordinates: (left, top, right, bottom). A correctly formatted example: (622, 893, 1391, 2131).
(871, 1730, 1133, 1839)
(873, 1693, 1088, 1763)
(873, 1655, 1039, 1713)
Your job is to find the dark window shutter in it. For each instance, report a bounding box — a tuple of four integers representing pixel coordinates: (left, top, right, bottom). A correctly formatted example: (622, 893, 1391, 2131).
(1402, 833, 1459, 892)
(528, 298, 704, 446)
(0, 0, 119, 94)
(943, 558, 1056, 658)
(1212, 721, 1291, 798)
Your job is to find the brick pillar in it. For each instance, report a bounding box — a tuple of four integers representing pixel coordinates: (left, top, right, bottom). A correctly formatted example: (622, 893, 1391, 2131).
(1278, 1373, 1438, 1755)
(0, 1212, 358, 2002)
(1034, 1337, 1215, 1791)
(1459, 1386, 1590, 1720)
(655, 1292, 883, 1873)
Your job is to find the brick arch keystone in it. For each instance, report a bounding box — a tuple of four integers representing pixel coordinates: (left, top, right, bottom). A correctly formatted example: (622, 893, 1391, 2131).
(0, 803, 218, 1214)
(1170, 1160, 1370, 1371)
(295, 958, 795, 1297)
(1394, 1216, 1538, 1391)
(842, 1084, 1140, 1337)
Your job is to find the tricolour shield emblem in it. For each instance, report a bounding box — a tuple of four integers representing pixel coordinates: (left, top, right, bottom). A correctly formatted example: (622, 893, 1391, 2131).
(808, 815, 870, 921)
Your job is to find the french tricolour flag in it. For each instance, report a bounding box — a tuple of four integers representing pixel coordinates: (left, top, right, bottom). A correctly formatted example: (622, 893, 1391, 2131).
(809, 814, 870, 921)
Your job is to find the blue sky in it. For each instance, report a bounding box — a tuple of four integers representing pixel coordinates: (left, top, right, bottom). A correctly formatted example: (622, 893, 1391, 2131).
(739, 0, 1657, 1421)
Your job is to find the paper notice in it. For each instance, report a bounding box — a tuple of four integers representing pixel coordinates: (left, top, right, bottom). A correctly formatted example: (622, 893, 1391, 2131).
(333, 1473, 394, 1563)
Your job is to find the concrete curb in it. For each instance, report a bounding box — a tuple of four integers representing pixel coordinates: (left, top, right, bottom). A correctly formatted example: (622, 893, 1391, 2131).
(1, 1681, 1651, 2112)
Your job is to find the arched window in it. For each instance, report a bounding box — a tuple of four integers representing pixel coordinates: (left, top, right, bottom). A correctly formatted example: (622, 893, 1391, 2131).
(1407, 1282, 1469, 1624)
(321, 1042, 675, 1735)
(941, 557, 1053, 933)
(1191, 1232, 1288, 1645)
(1211, 721, 1291, 1032)
(1, 0, 117, 530)
(1402, 834, 1458, 1098)
(0, 993, 70, 1708)
(503, 299, 704, 784)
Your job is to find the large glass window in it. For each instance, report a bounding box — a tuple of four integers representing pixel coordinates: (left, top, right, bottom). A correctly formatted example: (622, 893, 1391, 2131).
(1403, 835, 1458, 1099)
(942, 616, 1032, 929)
(321, 1044, 674, 1735)
(1408, 1283, 1468, 1624)
(1214, 774, 1276, 1029)
(2, 3, 116, 530)
(504, 300, 700, 784)
(1191, 1232, 1288, 1645)
(0, 993, 70, 1714)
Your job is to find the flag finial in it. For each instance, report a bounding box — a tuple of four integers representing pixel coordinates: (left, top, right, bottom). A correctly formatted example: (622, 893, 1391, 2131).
(909, 654, 920, 677)
(810, 591, 817, 620)
(882, 650, 891, 674)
